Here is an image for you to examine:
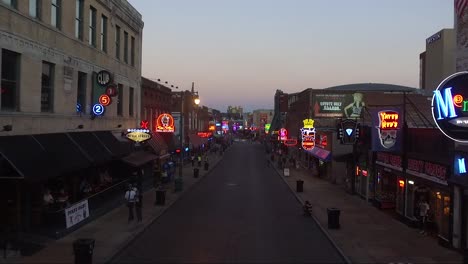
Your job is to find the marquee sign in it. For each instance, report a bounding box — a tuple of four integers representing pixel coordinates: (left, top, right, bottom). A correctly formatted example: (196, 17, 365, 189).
(432, 71, 468, 142)
(126, 128, 152, 143)
(155, 113, 175, 133)
(301, 119, 316, 150)
(371, 108, 403, 152)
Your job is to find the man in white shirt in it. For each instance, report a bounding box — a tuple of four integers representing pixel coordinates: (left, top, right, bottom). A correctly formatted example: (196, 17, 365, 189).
(125, 185, 137, 222)
(419, 198, 430, 235)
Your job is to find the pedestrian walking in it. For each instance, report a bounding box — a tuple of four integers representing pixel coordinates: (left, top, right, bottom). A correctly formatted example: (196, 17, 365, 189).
(191, 154, 195, 167)
(198, 155, 202, 167)
(124, 184, 137, 222)
(135, 187, 143, 222)
(418, 198, 430, 235)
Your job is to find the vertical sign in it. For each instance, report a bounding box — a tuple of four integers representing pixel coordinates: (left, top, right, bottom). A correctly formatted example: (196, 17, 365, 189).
(371, 108, 403, 152)
(301, 119, 316, 150)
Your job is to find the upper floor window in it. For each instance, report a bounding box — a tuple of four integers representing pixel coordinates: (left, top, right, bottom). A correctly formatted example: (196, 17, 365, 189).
(51, 0, 61, 29)
(130, 36, 135, 66)
(117, 84, 123, 116)
(29, 0, 41, 19)
(2, 0, 17, 9)
(75, 0, 84, 40)
(77, 72, 87, 114)
(1, 49, 20, 112)
(123, 31, 128, 63)
(129, 87, 134, 116)
(115, 25, 121, 59)
(100, 15, 108, 52)
(88, 6, 97, 47)
(41, 61, 55, 112)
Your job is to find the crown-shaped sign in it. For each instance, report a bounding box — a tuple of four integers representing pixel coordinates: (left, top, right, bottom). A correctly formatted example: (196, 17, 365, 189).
(302, 119, 315, 129)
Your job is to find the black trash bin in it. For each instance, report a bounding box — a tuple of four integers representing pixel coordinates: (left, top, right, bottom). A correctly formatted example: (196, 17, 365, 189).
(155, 190, 166, 205)
(194, 168, 200, 178)
(73, 238, 95, 264)
(296, 180, 304, 192)
(327, 208, 340, 229)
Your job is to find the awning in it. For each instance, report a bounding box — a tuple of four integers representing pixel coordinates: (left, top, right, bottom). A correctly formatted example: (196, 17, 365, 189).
(188, 134, 208, 148)
(158, 132, 179, 151)
(306, 147, 332, 162)
(33, 133, 91, 175)
(121, 151, 159, 167)
(0, 135, 59, 182)
(144, 132, 168, 155)
(93, 131, 133, 158)
(68, 132, 112, 164)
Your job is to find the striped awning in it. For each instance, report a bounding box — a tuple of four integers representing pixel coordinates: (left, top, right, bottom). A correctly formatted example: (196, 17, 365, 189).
(145, 132, 168, 155)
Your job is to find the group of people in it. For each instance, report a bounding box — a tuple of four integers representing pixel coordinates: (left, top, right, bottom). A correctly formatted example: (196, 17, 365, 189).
(43, 188, 70, 210)
(124, 183, 143, 222)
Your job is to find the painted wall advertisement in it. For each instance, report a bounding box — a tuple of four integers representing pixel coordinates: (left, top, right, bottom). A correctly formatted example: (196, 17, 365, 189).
(65, 199, 90, 229)
(313, 93, 365, 118)
(371, 107, 403, 152)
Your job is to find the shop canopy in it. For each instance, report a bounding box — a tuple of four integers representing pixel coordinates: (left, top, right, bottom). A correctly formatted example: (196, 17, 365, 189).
(306, 147, 332, 162)
(144, 132, 168, 155)
(121, 151, 159, 167)
(93, 131, 133, 158)
(68, 131, 112, 164)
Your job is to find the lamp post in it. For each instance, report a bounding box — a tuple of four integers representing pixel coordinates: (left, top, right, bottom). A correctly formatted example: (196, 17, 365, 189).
(176, 90, 200, 191)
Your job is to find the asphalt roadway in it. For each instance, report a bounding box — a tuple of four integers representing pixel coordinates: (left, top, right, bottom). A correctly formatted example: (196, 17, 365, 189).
(111, 142, 344, 263)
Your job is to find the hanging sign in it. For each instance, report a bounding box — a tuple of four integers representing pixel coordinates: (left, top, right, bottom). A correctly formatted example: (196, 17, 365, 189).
(65, 199, 90, 229)
(92, 104, 105, 116)
(197, 132, 212, 138)
(140, 120, 149, 129)
(97, 70, 111, 87)
(98, 94, 111, 106)
(338, 119, 360, 144)
(301, 119, 316, 150)
(279, 128, 288, 141)
(155, 113, 175, 133)
(106, 84, 118, 97)
(126, 128, 152, 143)
(432, 71, 468, 142)
(371, 108, 403, 152)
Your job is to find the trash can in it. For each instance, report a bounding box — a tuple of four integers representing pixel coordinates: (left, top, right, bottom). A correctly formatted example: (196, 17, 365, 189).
(155, 190, 166, 205)
(327, 208, 340, 229)
(73, 238, 95, 264)
(296, 180, 304, 192)
(193, 168, 199, 178)
(174, 178, 183, 192)
(204, 161, 209, 171)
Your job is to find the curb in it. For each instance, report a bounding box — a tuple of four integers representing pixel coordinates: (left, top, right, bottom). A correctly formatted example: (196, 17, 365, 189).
(104, 152, 226, 263)
(270, 161, 352, 264)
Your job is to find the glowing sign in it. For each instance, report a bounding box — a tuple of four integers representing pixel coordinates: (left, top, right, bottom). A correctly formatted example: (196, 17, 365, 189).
(279, 128, 288, 141)
(126, 128, 152, 143)
(376, 110, 400, 149)
(99, 94, 111, 106)
(398, 180, 405, 188)
(346, 128, 353, 136)
(432, 71, 468, 142)
(265, 123, 271, 132)
(301, 119, 315, 150)
(106, 84, 118, 97)
(140, 120, 149, 129)
(208, 125, 215, 131)
(197, 132, 212, 138)
(97, 70, 111, 86)
(92, 104, 105, 116)
(155, 114, 175, 133)
(459, 158, 467, 174)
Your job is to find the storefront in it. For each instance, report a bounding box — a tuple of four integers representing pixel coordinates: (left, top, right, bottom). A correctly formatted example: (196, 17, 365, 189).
(373, 152, 404, 210)
(355, 164, 374, 201)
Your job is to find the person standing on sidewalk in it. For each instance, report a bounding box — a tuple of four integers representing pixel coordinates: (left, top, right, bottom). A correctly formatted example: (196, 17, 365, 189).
(135, 186, 143, 222)
(124, 184, 137, 222)
(191, 154, 195, 167)
(418, 198, 430, 235)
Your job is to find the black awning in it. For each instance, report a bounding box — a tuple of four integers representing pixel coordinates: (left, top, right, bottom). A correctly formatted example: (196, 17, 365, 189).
(158, 132, 179, 151)
(143, 132, 168, 155)
(68, 132, 112, 164)
(121, 151, 158, 167)
(0, 135, 60, 182)
(93, 131, 133, 158)
(33, 133, 91, 175)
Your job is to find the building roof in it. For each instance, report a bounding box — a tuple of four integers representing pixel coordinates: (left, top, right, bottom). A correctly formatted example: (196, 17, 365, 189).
(324, 83, 418, 92)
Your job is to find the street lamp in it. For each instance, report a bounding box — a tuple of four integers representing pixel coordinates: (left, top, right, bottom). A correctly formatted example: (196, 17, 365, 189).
(176, 91, 200, 191)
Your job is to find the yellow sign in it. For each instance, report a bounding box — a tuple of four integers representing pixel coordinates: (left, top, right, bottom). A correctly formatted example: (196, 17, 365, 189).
(303, 119, 315, 128)
(126, 131, 152, 143)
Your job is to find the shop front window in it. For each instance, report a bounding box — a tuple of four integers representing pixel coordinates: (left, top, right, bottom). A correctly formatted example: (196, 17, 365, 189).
(435, 191, 450, 240)
(396, 177, 405, 214)
(405, 180, 416, 219)
(375, 170, 396, 208)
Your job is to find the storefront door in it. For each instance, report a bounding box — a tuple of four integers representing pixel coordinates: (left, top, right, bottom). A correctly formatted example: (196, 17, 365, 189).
(435, 191, 451, 241)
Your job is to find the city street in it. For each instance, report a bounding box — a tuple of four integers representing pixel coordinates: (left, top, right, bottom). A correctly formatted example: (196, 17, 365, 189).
(111, 142, 345, 263)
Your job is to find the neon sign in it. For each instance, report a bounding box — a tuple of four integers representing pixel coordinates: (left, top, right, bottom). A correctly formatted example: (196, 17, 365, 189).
(279, 128, 288, 141)
(155, 114, 175, 133)
(376, 110, 400, 149)
(140, 120, 149, 129)
(301, 119, 315, 150)
(126, 128, 152, 143)
(432, 71, 468, 142)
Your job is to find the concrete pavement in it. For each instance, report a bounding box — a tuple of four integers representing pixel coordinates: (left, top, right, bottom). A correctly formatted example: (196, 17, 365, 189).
(271, 156, 463, 264)
(3, 150, 225, 264)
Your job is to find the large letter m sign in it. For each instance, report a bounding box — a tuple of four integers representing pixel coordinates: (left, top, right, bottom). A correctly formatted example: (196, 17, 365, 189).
(433, 87, 457, 120)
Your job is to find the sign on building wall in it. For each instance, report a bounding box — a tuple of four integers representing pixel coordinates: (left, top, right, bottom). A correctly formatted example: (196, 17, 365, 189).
(126, 128, 152, 143)
(432, 71, 468, 142)
(313, 93, 366, 118)
(65, 199, 90, 229)
(301, 119, 316, 150)
(371, 108, 403, 152)
(155, 114, 175, 133)
(279, 128, 288, 141)
(337, 119, 360, 144)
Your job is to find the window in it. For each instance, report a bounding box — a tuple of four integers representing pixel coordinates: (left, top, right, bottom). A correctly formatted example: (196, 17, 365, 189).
(2, 0, 17, 9)
(77, 72, 87, 114)
(75, 0, 84, 40)
(115, 25, 121, 59)
(1, 50, 20, 111)
(130, 36, 135, 66)
(88, 6, 96, 47)
(29, 0, 41, 19)
(117, 84, 123, 116)
(41, 62, 54, 112)
(123, 31, 128, 63)
(100, 15, 107, 52)
(51, 0, 61, 29)
(129, 87, 134, 116)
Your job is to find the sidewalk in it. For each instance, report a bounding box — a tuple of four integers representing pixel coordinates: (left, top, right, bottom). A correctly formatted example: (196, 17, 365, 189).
(4, 150, 225, 264)
(273, 161, 462, 263)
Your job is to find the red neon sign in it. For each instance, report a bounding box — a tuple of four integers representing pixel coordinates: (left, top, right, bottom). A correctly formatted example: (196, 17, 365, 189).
(99, 94, 111, 106)
(379, 111, 399, 129)
(197, 132, 212, 138)
(398, 180, 405, 188)
(140, 120, 149, 129)
(155, 114, 175, 133)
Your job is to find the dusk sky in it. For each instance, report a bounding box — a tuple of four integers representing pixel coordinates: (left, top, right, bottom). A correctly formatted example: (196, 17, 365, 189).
(128, 0, 454, 112)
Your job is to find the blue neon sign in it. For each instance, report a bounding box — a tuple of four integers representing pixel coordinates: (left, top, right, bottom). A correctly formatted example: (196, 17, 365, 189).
(92, 104, 105, 116)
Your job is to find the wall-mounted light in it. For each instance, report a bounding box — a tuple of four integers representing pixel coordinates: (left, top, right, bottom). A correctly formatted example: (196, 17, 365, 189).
(77, 124, 84, 129)
(1, 125, 12, 132)
(408, 180, 414, 185)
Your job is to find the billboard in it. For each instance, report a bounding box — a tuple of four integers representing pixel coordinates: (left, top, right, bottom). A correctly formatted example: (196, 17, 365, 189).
(313, 93, 366, 118)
